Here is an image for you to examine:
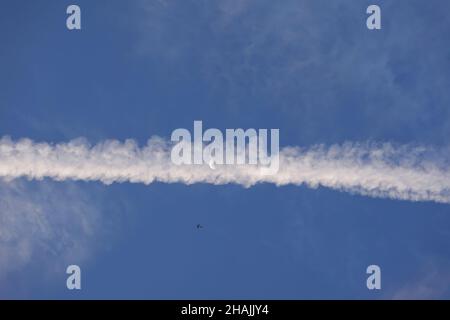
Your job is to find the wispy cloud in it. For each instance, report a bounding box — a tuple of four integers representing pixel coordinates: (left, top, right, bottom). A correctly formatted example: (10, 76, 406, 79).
(390, 264, 450, 299)
(134, 0, 450, 144)
(0, 178, 106, 293)
(1, 136, 449, 203)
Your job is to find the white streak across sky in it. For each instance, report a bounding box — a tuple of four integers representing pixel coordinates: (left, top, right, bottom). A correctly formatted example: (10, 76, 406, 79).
(0, 136, 449, 203)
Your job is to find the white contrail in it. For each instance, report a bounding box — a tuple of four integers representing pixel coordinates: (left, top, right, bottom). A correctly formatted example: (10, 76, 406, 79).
(0, 136, 449, 203)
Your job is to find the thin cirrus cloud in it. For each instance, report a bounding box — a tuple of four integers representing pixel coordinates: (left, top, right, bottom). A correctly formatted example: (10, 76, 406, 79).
(0, 136, 449, 204)
(0, 178, 104, 289)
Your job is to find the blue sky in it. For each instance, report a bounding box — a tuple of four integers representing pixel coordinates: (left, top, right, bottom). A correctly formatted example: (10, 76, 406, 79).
(1, 0, 450, 299)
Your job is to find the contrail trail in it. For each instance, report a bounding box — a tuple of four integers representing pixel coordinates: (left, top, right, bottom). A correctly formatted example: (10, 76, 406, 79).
(0, 136, 449, 203)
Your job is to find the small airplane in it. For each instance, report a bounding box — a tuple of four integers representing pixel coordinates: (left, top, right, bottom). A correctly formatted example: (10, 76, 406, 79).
(196, 224, 204, 229)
